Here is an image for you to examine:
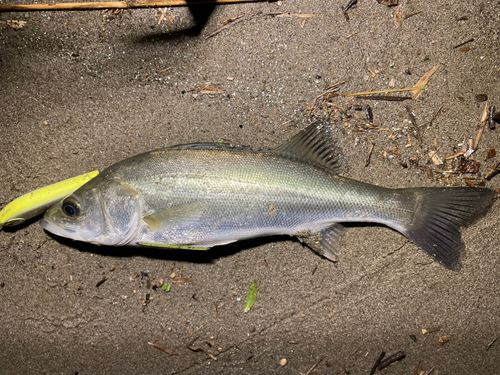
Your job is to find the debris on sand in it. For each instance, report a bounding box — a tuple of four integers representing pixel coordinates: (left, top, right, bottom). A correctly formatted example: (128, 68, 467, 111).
(0, 20, 27, 29)
(486, 336, 498, 351)
(438, 336, 449, 346)
(370, 351, 385, 375)
(485, 161, 500, 180)
(377, 351, 406, 370)
(342, 0, 357, 22)
(190, 82, 225, 98)
(205, 13, 255, 40)
(453, 38, 474, 49)
(365, 142, 375, 167)
(305, 358, 323, 375)
(244, 280, 257, 313)
(95, 277, 107, 288)
(148, 341, 178, 355)
(377, 0, 398, 6)
(411, 64, 440, 99)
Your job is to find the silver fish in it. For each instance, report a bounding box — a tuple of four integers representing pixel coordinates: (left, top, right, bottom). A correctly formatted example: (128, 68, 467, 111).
(42, 123, 496, 269)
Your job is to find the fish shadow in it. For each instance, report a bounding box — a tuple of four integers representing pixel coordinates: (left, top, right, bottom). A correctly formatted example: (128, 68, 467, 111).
(43, 231, 299, 264)
(42, 223, 386, 263)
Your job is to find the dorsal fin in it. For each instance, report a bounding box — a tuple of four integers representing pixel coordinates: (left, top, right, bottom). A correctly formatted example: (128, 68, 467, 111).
(272, 123, 342, 174)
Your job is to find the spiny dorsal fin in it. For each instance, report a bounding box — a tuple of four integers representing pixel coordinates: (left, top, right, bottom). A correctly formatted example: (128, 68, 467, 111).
(272, 123, 342, 174)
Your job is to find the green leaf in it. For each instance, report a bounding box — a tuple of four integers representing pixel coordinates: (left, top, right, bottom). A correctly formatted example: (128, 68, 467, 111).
(244, 281, 257, 313)
(161, 284, 171, 292)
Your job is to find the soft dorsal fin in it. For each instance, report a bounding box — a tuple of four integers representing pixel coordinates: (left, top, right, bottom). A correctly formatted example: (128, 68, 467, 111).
(272, 123, 342, 174)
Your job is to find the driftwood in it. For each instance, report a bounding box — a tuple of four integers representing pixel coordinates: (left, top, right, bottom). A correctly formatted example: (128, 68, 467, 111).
(0, 0, 263, 12)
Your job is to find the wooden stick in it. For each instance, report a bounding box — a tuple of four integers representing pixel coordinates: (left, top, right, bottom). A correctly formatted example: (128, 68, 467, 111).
(344, 85, 425, 97)
(0, 0, 263, 12)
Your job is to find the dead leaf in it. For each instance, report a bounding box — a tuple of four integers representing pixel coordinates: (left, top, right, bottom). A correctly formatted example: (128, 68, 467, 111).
(429, 151, 443, 165)
(0, 20, 27, 30)
(458, 159, 480, 174)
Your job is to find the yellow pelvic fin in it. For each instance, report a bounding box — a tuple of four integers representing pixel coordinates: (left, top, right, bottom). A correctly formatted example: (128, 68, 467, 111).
(138, 242, 209, 251)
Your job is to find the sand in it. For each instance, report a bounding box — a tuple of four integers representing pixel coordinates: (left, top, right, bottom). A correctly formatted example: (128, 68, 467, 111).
(1, 1, 499, 374)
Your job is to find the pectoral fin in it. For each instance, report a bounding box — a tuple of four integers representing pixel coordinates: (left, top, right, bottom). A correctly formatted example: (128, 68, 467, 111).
(142, 201, 208, 233)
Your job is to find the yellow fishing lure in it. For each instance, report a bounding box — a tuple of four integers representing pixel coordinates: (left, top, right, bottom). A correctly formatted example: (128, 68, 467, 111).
(0, 170, 99, 228)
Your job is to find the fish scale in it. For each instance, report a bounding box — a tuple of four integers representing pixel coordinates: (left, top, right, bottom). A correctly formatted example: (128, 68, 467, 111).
(120, 149, 409, 245)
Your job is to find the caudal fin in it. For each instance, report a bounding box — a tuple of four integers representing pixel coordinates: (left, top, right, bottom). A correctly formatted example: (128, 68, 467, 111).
(402, 187, 496, 269)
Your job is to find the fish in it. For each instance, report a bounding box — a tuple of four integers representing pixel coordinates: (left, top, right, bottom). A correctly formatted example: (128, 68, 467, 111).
(41, 123, 496, 269)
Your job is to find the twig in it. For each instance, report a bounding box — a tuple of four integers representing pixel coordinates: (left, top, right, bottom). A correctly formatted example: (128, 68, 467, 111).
(370, 352, 386, 375)
(95, 277, 107, 288)
(445, 151, 465, 160)
(377, 351, 406, 370)
(189, 323, 206, 337)
(344, 85, 425, 97)
(428, 105, 444, 127)
(402, 11, 422, 19)
(453, 38, 474, 49)
(0, 0, 265, 12)
(308, 81, 345, 117)
(486, 336, 498, 351)
(316, 82, 346, 100)
(413, 362, 421, 375)
(365, 142, 375, 167)
(355, 95, 412, 101)
(205, 14, 250, 39)
(266, 12, 316, 19)
(485, 161, 500, 180)
(474, 99, 490, 149)
(306, 358, 323, 375)
(187, 344, 217, 360)
(148, 342, 178, 355)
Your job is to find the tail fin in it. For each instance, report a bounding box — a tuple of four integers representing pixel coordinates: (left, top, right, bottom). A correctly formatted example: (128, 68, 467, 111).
(401, 187, 496, 269)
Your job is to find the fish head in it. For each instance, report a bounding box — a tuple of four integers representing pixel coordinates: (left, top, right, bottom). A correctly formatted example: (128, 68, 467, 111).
(41, 179, 141, 246)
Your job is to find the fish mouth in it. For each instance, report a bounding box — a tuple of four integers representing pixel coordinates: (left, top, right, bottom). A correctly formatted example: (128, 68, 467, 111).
(40, 217, 78, 239)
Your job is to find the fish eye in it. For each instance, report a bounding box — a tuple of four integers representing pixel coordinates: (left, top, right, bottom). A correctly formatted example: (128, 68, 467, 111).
(62, 197, 81, 218)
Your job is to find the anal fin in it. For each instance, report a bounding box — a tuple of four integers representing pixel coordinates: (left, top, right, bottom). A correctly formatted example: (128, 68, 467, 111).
(138, 242, 209, 251)
(297, 223, 345, 262)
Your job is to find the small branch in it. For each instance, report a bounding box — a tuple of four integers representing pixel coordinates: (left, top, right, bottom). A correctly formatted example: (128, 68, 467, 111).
(356, 95, 412, 102)
(453, 38, 474, 49)
(365, 142, 375, 167)
(205, 14, 250, 39)
(344, 85, 425, 97)
(370, 352, 386, 375)
(306, 358, 323, 375)
(0, 0, 265, 12)
(428, 105, 444, 127)
(485, 161, 500, 180)
(148, 342, 178, 355)
(486, 336, 498, 351)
